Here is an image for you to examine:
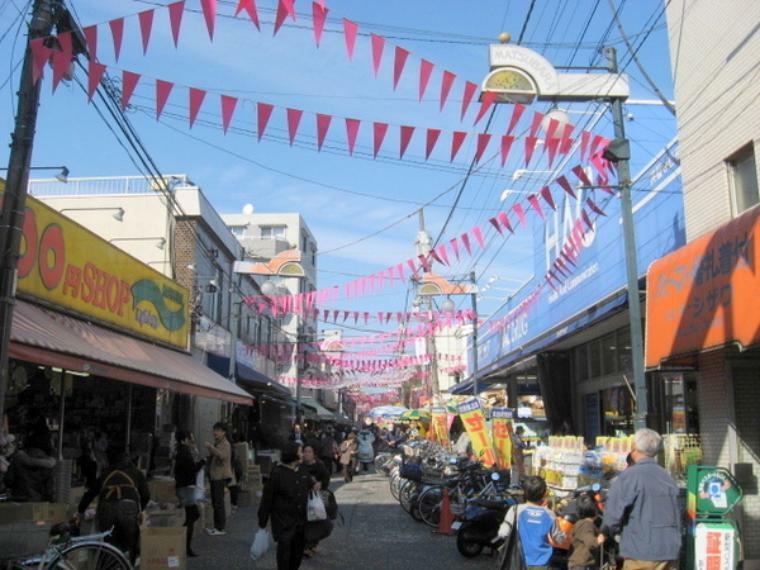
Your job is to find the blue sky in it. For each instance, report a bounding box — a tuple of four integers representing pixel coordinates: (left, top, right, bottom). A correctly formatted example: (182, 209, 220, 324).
(0, 0, 678, 339)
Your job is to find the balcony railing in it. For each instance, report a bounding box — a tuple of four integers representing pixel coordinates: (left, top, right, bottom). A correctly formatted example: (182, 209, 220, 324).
(28, 174, 192, 197)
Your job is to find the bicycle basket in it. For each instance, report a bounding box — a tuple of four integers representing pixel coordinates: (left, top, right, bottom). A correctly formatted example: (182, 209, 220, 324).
(0, 521, 52, 560)
(399, 463, 423, 482)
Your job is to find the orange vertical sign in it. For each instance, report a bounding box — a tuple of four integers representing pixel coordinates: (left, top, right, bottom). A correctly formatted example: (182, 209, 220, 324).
(457, 398, 496, 467)
(491, 408, 513, 470)
(431, 407, 449, 445)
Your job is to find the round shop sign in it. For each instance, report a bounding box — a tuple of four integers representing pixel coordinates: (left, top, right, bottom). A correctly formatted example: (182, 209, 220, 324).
(697, 468, 742, 515)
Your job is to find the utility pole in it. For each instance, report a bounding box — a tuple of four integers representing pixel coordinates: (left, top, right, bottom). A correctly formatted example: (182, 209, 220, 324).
(0, 0, 57, 423)
(605, 47, 648, 430)
(415, 209, 439, 401)
(469, 271, 479, 398)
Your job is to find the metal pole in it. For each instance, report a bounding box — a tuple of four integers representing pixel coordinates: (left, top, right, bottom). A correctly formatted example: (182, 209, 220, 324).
(416, 210, 439, 400)
(295, 321, 302, 425)
(125, 384, 133, 450)
(605, 47, 648, 430)
(470, 272, 479, 398)
(57, 373, 66, 461)
(0, 0, 57, 425)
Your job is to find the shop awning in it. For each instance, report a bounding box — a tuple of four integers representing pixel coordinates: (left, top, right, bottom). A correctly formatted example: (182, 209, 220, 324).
(206, 353, 292, 398)
(300, 397, 336, 420)
(10, 300, 253, 405)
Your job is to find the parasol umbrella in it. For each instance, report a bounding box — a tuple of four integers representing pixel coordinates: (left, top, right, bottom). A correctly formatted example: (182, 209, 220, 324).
(368, 405, 409, 418)
(400, 409, 432, 421)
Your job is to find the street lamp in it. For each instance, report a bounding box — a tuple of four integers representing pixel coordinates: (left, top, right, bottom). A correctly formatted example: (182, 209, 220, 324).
(1, 165, 69, 183)
(481, 37, 648, 428)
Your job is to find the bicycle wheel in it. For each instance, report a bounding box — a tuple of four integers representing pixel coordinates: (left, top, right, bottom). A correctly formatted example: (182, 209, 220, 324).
(55, 541, 132, 570)
(417, 486, 443, 528)
(399, 481, 419, 513)
(389, 471, 401, 501)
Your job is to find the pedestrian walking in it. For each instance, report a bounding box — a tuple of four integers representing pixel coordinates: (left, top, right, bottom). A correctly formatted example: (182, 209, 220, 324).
(300, 445, 332, 558)
(356, 424, 375, 473)
(258, 442, 314, 570)
(205, 422, 232, 536)
(319, 430, 338, 475)
(77, 445, 150, 564)
(174, 430, 205, 557)
(339, 433, 358, 482)
(511, 425, 527, 484)
(600, 428, 681, 570)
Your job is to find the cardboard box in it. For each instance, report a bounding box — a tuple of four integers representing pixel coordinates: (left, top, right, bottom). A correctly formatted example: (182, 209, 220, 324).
(140, 526, 186, 570)
(0, 502, 69, 525)
(146, 508, 184, 528)
(149, 479, 177, 506)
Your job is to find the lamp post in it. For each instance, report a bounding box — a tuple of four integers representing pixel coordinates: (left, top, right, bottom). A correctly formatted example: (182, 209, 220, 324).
(481, 37, 647, 429)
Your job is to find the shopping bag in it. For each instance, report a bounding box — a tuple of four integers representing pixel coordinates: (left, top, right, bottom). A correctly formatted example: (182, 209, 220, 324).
(307, 490, 328, 521)
(321, 489, 338, 520)
(194, 467, 206, 502)
(249, 528, 270, 561)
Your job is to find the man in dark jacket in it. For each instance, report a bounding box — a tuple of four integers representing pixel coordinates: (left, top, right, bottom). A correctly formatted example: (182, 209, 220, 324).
(174, 430, 205, 557)
(78, 445, 150, 564)
(601, 428, 681, 570)
(258, 442, 313, 570)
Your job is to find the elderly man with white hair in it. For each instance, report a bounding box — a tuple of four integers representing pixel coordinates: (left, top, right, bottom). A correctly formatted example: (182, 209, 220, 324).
(600, 428, 682, 570)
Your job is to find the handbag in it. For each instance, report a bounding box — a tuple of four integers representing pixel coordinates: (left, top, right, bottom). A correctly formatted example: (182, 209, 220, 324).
(307, 490, 328, 522)
(496, 506, 527, 570)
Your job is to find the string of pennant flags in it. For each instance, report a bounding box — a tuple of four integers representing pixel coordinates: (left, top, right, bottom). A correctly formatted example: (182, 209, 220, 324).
(33, 0, 575, 125)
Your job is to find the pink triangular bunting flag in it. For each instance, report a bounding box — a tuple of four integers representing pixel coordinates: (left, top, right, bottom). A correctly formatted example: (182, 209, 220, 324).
(425, 128, 441, 160)
(316, 113, 332, 151)
(451, 131, 467, 162)
(527, 194, 545, 220)
(586, 197, 607, 216)
(121, 70, 140, 110)
(580, 130, 591, 161)
(513, 203, 527, 227)
(489, 217, 503, 235)
(87, 60, 106, 101)
(560, 123, 575, 155)
(257, 102, 274, 140)
(200, 0, 216, 39)
(440, 70, 456, 110)
(345, 118, 360, 155)
(399, 125, 415, 159)
(572, 165, 593, 188)
(497, 211, 513, 233)
(109, 18, 124, 61)
(507, 103, 525, 135)
(312, 1, 328, 46)
(557, 175, 577, 199)
(373, 122, 389, 158)
(419, 59, 434, 101)
(370, 34, 385, 76)
(286, 108, 303, 145)
(474, 90, 497, 125)
(500, 135, 515, 166)
(472, 226, 486, 249)
(393, 46, 410, 89)
(449, 238, 460, 260)
(460, 81, 477, 120)
(343, 19, 358, 60)
(235, 0, 260, 29)
(138, 9, 154, 54)
(221, 95, 238, 134)
(474, 133, 491, 163)
(273, 0, 295, 36)
(460, 232, 472, 255)
(524, 136, 539, 166)
(540, 186, 556, 210)
(83, 25, 97, 59)
(189, 87, 206, 128)
(168, 1, 185, 47)
(52, 32, 72, 92)
(155, 79, 173, 119)
(436, 244, 450, 265)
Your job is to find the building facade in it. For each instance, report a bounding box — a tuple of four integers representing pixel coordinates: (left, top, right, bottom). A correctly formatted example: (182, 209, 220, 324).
(651, 1, 760, 557)
(29, 176, 292, 448)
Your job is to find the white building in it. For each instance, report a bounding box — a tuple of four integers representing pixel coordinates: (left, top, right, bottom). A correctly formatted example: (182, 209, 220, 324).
(221, 206, 319, 399)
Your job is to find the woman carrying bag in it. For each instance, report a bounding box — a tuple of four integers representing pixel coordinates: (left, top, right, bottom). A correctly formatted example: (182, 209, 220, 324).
(174, 430, 206, 558)
(338, 433, 358, 483)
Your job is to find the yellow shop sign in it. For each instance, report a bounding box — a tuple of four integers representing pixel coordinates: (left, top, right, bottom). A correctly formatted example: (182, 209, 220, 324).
(7, 188, 189, 349)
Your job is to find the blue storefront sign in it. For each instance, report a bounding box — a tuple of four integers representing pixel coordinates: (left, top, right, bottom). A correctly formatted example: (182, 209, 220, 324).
(468, 139, 685, 380)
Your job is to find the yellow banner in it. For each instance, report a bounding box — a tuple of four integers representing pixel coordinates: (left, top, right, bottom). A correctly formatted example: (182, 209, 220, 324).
(491, 408, 513, 470)
(457, 398, 496, 467)
(431, 407, 449, 446)
(9, 190, 189, 349)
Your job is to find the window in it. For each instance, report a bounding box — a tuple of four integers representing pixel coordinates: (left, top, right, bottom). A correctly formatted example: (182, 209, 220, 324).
(601, 333, 617, 375)
(260, 226, 286, 240)
(229, 225, 247, 237)
(311, 245, 317, 267)
(728, 143, 759, 214)
(576, 345, 589, 381)
(590, 338, 602, 378)
(301, 232, 307, 252)
(617, 327, 632, 373)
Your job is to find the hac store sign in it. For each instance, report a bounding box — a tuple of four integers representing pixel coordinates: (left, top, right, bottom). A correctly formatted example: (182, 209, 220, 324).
(11, 191, 190, 350)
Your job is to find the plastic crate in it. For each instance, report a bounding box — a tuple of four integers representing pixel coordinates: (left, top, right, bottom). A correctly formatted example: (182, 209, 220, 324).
(0, 521, 51, 560)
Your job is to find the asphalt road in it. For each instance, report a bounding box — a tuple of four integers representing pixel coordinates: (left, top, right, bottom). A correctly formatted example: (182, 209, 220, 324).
(188, 468, 497, 569)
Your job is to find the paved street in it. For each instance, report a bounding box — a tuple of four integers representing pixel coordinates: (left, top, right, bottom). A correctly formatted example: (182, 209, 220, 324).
(189, 470, 495, 570)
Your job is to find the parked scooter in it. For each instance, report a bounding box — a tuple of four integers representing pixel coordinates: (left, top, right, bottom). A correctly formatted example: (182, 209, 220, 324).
(455, 492, 519, 558)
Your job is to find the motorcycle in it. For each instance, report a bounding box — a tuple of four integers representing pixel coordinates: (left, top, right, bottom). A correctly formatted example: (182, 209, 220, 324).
(455, 480, 519, 559)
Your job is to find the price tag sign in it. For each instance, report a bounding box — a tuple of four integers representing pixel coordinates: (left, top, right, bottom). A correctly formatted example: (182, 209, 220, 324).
(491, 407, 513, 470)
(457, 398, 496, 467)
